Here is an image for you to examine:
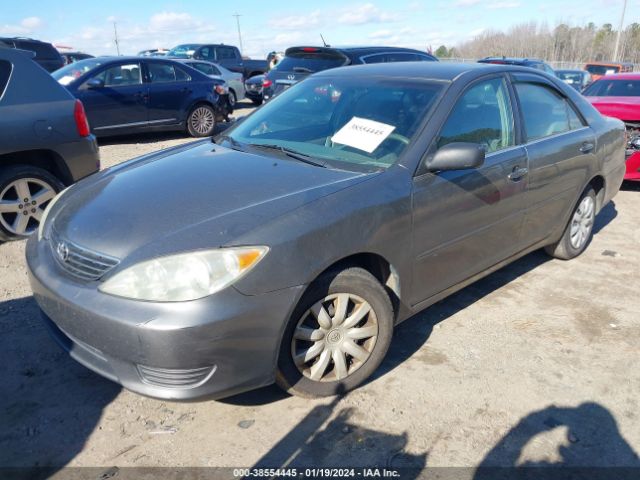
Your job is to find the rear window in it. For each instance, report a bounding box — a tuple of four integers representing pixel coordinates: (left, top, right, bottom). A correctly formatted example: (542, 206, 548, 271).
(273, 50, 347, 73)
(167, 44, 200, 58)
(16, 41, 59, 60)
(0, 60, 12, 99)
(583, 79, 640, 97)
(585, 64, 620, 75)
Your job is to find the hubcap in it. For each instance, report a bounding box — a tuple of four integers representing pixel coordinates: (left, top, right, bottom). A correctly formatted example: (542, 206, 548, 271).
(0, 178, 56, 236)
(190, 107, 215, 135)
(570, 196, 595, 249)
(291, 293, 378, 383)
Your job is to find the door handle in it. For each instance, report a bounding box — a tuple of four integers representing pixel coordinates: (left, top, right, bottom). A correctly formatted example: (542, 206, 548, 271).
(580, 142, 594, 153)
(508, 166, 529, 181)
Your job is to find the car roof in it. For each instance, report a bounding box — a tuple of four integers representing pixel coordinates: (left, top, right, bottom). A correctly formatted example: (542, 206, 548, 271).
(595, 72, 640, 80)
(555, 69, 585, 73)
(314, 61, 533, 81)
(480, 57, 544, 64)
(286, 45, 433, 56)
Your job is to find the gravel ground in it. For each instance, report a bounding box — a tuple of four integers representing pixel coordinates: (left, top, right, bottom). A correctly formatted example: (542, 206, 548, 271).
(1, 101, 639, 473)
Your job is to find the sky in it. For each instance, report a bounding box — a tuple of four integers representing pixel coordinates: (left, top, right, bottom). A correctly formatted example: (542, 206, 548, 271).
(1, 0, 638, 58)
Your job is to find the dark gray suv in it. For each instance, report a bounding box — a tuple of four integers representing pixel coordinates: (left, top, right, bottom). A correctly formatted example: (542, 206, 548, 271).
(27, 63, 625, 400)
(0, 46, 99, 241)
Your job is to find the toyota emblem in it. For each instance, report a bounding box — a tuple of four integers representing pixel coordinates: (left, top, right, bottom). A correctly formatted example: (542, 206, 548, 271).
(56, 242, 69, 262)
(287, 74, 295, 81)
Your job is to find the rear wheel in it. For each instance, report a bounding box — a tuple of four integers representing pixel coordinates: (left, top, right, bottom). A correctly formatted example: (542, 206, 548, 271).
(544, 187, 596, 260)
(228, 90, 237, 108)
(0, 165, 63, 241)
(187, 104, 216, 137)
(276, 267, 394, 398)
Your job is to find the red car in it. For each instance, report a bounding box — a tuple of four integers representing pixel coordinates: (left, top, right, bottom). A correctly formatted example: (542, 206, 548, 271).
(584, 73, 640, 181)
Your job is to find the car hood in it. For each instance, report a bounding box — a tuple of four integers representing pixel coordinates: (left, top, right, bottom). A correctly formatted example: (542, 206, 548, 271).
(587, 96, 640, 121)
(51, 141, 370, 261)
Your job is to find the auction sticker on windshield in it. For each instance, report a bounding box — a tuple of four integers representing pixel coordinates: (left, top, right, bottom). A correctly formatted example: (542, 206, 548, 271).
(331, 117, 396, 153)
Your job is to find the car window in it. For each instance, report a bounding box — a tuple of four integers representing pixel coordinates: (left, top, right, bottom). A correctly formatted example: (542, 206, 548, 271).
(192, 62, 214, 75)
(362, 54, 386, 64)
(515, 82, 584, 141)
(148, 63, 190, 83)
(0, 60, 12, 99)
(200, 47, 214, 60)
(210, 65, 221, 75)
(16, 41, 58, 59)
(216, 47, 237, 60)
(94, 63, 142, 87)
(583, 79, 640, 97)
(437, 77, 515, 154)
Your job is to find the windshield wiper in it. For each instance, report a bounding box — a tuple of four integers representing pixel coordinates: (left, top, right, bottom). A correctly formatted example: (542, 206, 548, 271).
(214, 134, 245, 151)
(292, 67, 314, 73)
(248, 143, 327, 168)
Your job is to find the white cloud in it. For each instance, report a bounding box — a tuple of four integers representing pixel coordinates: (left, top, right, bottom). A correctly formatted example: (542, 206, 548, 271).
(269, 10, 323, 30)
(368, 29, 394, 40)
(338, 3, 400, 25)
(486, 1, 521, 8)
(454, 0, 481, 5)
(0, 16, 44, 36)
(148, 12, 205, 32)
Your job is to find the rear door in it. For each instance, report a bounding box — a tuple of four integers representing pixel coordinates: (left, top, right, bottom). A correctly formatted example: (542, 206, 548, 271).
(77, 61, 148, 132)
(144, 61, 194, 125)
(410, 75, 529, 306)
(511, 73, 596, 244)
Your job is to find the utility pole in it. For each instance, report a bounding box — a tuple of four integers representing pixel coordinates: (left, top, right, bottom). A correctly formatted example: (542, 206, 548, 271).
(233, 13, 243, 55)
(113, 21, 121, 56)
(613, 0, 627, 61)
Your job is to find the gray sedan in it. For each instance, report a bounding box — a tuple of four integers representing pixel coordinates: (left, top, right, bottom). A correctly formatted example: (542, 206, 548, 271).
(180, 59, 246, 107)
(27, 62, 626, 400)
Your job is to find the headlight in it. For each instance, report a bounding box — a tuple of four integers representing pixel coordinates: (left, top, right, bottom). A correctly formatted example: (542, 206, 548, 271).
(98, 247, 268, 302)
(37, 186, 70, 241)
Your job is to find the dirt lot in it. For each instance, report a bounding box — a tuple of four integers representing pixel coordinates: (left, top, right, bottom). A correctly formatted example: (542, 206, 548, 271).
(1, 100, 639, 474)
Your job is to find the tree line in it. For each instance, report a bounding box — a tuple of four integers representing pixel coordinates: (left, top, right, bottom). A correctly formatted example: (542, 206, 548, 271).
(434, 22, 640, 66)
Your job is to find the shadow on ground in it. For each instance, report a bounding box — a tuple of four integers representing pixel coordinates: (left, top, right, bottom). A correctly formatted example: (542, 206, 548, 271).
(0, 296, 120, 470)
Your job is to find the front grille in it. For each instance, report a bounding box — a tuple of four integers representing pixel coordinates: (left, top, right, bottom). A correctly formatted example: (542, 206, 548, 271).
(50, 228, 120, 281)
(137, 364, 216, 389)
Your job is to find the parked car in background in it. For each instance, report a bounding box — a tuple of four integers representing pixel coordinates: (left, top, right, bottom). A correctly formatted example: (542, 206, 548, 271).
(27, 62, 625, 401)
(167, 44, 268, 79)
(0, 46, 99, 241)
(583, 73, 640, 181)
(61, 52, 94, 65)
(478, 57, 555, 76)
(138, 49, 169, 57)
(52, 57, 232, 138)
(584, 61, 634, 82)
(0, 37, 64, 72)
(179, 59, 246, 107)
(556, 69, 592, 91)
(245, 74, 264, 105)
(262, 46, 437, 101)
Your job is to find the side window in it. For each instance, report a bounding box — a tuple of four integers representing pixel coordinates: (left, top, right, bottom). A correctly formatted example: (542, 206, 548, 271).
(362, 54, 386, 64)
(217, 47, 238, 60)
(437, 77, 515, 154)
(515, 83, 583, 141)
(148, 63, 178, 83)
(200, 47, 213, 60)
(93, 63, 141, 87)
(385, 53, 419, 62)
(175, 66, 191, 82)
(193, 63, 214, 75)
(0, 60, 12, 99)
(210, 65, 221, 75)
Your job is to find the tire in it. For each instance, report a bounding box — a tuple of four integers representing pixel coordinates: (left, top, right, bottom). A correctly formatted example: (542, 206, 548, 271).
(186, 104, 216, 137)
(252, 97, 263, 106)
(544, 187, 596, 260)
(276, 267, 394, 398)
(228, 90, 237, 108)
(0, 165, 64, 241)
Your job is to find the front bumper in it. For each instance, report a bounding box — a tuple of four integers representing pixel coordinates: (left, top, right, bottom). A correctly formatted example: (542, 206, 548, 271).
(624, 151, 640, 181)
(54, 135, 100, 184)
(26, 236, 304, 400)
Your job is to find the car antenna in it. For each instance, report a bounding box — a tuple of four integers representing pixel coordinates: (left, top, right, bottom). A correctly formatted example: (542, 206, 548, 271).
(320, 34, 329, 47)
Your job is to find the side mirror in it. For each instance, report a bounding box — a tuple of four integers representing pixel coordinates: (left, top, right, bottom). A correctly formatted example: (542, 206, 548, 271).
(426, 142, 485, 172)
(86, 78, 104, 89)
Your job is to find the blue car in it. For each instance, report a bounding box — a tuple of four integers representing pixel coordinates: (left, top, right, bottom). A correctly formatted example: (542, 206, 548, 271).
(52, 57, 231, 137)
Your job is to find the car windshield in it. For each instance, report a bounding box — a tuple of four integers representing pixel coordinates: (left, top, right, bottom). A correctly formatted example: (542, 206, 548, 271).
(223, 76, 443, 172)
(52, 58, 105, 84)
(585, 64, 620, 75)
(583, 79, 640, 97)
(557, 72, 583, 84)
(167, 44, 200, 58)
(272, 52, 348, 73)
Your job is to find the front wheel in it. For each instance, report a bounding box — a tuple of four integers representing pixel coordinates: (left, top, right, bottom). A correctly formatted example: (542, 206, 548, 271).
(187, 104, 216, 137)
(228, 90, 237, 108)
(544, 187, 596, 260)
(276, 267, 394, 398)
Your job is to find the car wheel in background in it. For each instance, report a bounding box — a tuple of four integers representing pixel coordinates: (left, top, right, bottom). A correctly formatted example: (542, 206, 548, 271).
(187, 104, 216, 137)
(0, 165, 63, 241)
(228, 90, 237, 108)
(544, 187, 596, 260)
(276, 267, 394, 398)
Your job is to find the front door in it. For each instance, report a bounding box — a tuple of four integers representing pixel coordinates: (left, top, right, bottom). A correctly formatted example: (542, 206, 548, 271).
(78, 62, 147, 133)
(410, 75, 529, 306)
